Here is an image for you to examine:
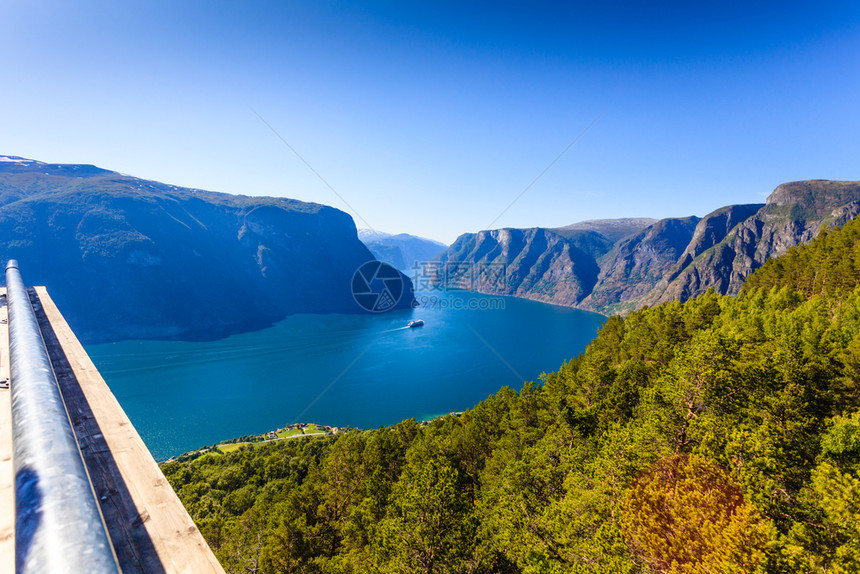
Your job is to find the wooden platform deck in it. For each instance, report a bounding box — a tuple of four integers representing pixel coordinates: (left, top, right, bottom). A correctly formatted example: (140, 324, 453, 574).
(0, 286, 225, 573)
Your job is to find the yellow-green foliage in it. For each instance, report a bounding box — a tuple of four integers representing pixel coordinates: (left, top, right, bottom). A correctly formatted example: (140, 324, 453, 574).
(623, 454, 769, 573)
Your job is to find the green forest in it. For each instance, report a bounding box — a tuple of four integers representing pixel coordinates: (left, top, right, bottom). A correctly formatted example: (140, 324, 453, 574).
(163, 217, 860, 574)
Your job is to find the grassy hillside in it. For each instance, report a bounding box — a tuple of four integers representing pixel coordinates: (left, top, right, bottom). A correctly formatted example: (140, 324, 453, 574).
(163, 216, 860, 573)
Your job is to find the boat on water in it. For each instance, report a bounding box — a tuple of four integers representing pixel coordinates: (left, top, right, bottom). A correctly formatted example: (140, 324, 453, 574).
(407, 320, 424, 328)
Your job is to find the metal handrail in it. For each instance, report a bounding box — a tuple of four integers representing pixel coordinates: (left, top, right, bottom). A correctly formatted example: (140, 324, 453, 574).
(6, 260, 121, 573)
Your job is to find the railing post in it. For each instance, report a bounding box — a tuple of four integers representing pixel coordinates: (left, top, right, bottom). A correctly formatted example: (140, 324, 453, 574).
(5, 260, 121, 573)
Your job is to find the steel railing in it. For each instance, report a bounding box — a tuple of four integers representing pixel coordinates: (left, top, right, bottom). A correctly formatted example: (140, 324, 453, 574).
(6, 260, 121, 573)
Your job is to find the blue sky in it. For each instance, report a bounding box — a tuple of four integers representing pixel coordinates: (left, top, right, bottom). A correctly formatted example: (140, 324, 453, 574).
(1, 1, 858, 244)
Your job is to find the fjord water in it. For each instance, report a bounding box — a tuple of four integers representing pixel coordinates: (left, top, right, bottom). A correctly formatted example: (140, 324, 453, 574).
(85, 292, 605, 460)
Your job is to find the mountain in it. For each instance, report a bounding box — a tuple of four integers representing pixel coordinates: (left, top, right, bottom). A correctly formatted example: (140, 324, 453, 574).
(434, 218, 694, 309)
(434, 180, 860, 314)
(645, 180, 860, 306)
(358, 230, 447, 275)
(553, 217, 658, 243)
(438, 227, 611, 305)
(578, 216, 702, 313)
(0, 155, 414, 343)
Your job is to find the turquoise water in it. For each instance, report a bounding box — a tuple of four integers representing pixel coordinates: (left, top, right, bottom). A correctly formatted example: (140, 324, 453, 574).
(85, 292, 605, 460)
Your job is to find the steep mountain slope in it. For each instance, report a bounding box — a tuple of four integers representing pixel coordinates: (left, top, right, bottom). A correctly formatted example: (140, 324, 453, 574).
(435, 180, 860, 314)
(0, 155, 414, 343)
(578, 216, 700, 313)
(437, 227, 611, 305)
(358, 230, 448, 274)
(648, 180, 860, 305)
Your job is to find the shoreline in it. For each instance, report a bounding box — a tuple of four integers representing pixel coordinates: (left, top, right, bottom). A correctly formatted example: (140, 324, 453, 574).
(159, 422, 345, 464)
(159, 412, 468, 465)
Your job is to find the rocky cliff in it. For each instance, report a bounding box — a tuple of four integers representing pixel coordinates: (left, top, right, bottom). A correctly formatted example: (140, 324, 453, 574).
(577, 216, 701, 313)
(435, 180, 860, 314)
(648, 181, 860, 306)
(437, 227, 613, 305)
(0, 155, 414, 343)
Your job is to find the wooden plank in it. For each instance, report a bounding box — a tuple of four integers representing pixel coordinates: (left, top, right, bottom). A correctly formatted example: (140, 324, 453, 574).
(32, 287, 224, 574)
(0, 288, 13, 572)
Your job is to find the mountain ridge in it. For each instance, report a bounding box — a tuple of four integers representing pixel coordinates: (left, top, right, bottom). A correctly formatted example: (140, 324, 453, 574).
(553, 217, 658, 243)
(359, 230, 448, 275)
(435, 180, 860, 314)
(0, 155, 414, 343)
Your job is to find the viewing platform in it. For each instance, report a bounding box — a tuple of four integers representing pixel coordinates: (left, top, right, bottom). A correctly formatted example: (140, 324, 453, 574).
(0, 280, 224, 573)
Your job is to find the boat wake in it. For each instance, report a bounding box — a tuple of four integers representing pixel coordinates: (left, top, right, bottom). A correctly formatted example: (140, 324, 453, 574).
(381, 326, 411, 333)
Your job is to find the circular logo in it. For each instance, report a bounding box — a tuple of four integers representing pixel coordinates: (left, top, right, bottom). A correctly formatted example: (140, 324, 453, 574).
(351, 261, 404, 313)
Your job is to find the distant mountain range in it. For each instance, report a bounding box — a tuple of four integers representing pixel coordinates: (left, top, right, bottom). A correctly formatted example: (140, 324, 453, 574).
(3, 153, 855, 340)
(436, 180, 860, 314)
(358, 230, 448, 275)
(0, 155, 414, 343)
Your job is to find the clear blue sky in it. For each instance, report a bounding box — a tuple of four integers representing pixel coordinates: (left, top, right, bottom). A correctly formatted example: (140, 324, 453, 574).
(2, 1, 858, 244)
